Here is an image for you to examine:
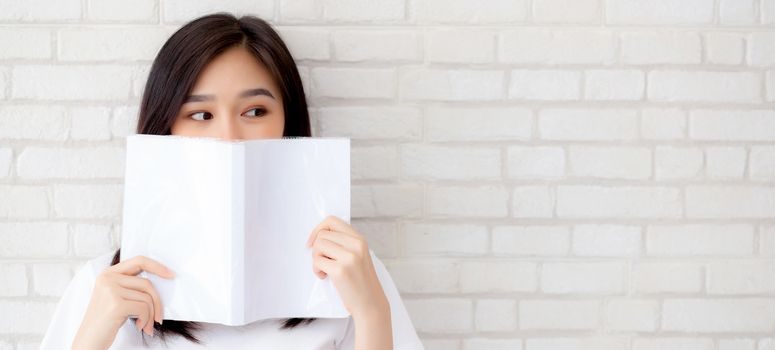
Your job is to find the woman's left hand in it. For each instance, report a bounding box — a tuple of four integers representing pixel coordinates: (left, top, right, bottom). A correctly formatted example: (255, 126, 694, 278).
(305, 215, 389, 320)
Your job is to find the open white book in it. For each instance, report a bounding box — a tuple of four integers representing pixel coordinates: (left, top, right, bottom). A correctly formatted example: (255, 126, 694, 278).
(119, 134, 351, 325)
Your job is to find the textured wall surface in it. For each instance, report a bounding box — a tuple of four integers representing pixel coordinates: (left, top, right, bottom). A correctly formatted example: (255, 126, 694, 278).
(2, 0, 775, 349)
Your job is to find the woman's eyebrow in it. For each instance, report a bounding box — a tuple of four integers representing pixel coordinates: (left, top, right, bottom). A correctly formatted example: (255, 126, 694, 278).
(183, 88, 276, 103)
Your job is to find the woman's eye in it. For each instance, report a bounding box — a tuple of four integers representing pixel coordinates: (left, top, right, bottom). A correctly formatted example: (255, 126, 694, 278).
(190, 112, 213, 121)
(243, 107, 267, 118)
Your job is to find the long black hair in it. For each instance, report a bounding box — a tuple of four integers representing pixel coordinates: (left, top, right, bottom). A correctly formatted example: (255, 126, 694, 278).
(111, 12, 314, 343)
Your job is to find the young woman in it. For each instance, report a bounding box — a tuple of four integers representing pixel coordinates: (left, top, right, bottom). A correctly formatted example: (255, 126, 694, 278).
(39, 13, 423, 350)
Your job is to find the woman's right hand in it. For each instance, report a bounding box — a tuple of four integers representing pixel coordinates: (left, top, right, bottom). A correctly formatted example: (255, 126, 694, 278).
(72, 256, 175, 350)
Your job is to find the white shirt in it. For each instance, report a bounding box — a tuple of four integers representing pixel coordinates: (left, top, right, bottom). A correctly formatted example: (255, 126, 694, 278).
(40, 251, 424, 350)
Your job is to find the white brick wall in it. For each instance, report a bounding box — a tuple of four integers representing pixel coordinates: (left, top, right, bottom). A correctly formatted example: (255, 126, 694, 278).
(1, 1, 775, 349)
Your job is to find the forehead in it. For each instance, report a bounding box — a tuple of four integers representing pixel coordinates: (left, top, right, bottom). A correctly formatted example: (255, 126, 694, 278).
(189, 46, 279, 95)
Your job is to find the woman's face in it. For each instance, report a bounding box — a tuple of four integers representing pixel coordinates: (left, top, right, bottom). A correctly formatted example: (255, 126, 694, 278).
(170, 46, 285, 140)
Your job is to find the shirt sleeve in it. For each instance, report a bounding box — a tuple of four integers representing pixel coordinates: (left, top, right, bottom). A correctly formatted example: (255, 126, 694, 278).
(336, 250, 424, 350)
(39, 253, 107, 350)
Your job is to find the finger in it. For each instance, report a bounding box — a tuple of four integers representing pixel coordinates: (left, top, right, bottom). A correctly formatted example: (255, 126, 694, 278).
(312, 235, 349, 261)
(307, 215, 357, 247)
(122, 299, 153, 336)
(315, 229, 364, 254)
(120, 288, 155, 335)
(312, 253, 338, 279)
(117, 276, 163, 324)
(110, 255, 175, 279)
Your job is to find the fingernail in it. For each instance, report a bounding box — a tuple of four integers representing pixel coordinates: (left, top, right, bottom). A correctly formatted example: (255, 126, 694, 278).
(160, 319, 163, 325)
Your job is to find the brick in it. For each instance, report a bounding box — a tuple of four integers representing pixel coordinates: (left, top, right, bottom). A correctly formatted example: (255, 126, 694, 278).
(13, 65, 132, 101)
(706, 146, 746, 180)
(404, 298, 473, 333)
(69, 106, 111, 140)
(0, 186, 49, 219)
(539, 109, 638, 140)
(662, 299, 775, 333)
(276, 28, 330, 61)
(0, 28, 51, 59)
(351, 145, 397, 180)
(310, 67, 395, 99)
(58, 28, 172, 61)
(162, 0, 274, 23)
(690, 110, 775, 141)
(720, 0, 757, 24)
(460, 261, 537, 292)
(0, 264, 28, 297)
(385, 260, 458, 293)
(0, 0, 81, 21)
(750, 146, 775, 180)
(584, 70, 645, 100)
(401, 144, 501, 180)
(620, 32, 701, 64)
(475, 299, 518, 332)
(541, 262, 625, 294)
(332, 30, 420, 62)
(568, 146, 651, 180)
(605, 299, 658, 332)
(355, 221, 397, 258)
(403, 223, 488, 256)
(400, 68, 504, 101)
(633, 338, 714, 350)
(708, 261, 775, 295)
(520, 300, 599, 330)
(763, 226, 775, 256)
(527, 338, 627, 350)
(0, 301, 57, 334)
(466, 338, 522, 349)
(646, 224, 755, 256)
(507, 146, 565, 179)
(17, 147, 125, 179)
(605, 0, 714, 24)
(0, 105, 68, 140)
(641, 108, 686, 140)
(765, 0, 775, 24)
(32, 263, 72, 297)
(632, 262, 703, 294)
(509, 70, 581, 100)
(412, 0, 527, 23)
(322, 0, 405, 21)
(557, 186, 682, 219)
(499, 29, 614, 64)
(279, 0, 321, 21)
(648, 71, 761, 103)
(317, 106, 421, 140)
(686, 186, 775, 218)
(0, 148, 11, 178)
(352, 184, 423, 218)
(572, 225, 641, 257)
(655, 146, 703, 180)
(705, 33, 745, 65)
(492, 225, 570, 256)
(112, 105, 140, 138)
(87, 0, 158, 22)
(532, 0, 601, 23)
(749, 32, 775, 66)
(53, 184, 123, 219)
(73, 224, 113, 257)
(427, 29, 495, 63)
(511, 186, 555, 218)
(427, 186, 509, 218)
(0, 223, 68, 257)
(425, 106, 532, 142)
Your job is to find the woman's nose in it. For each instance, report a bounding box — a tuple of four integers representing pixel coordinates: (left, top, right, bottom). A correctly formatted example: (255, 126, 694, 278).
(215, 115, 243, 141)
